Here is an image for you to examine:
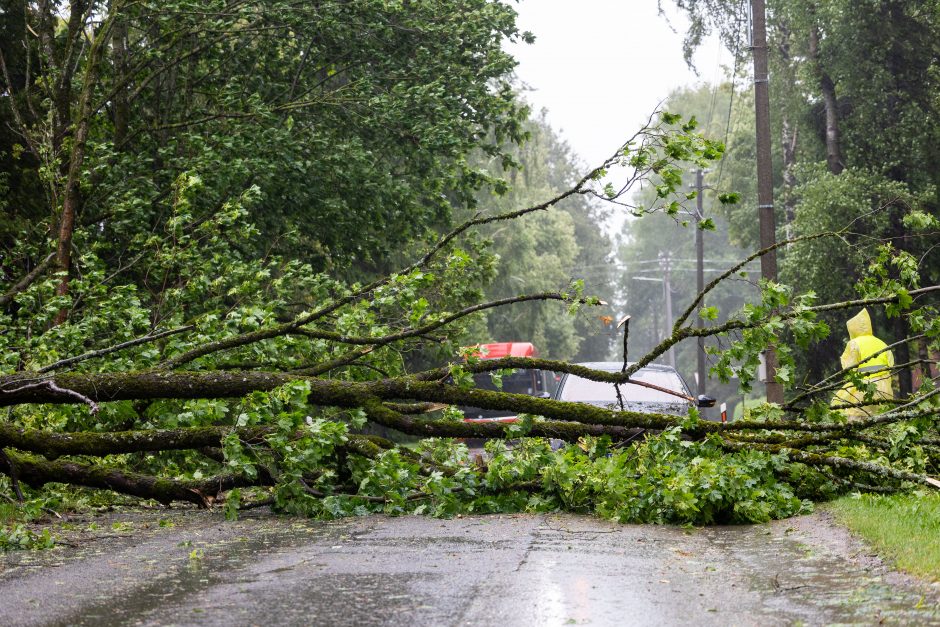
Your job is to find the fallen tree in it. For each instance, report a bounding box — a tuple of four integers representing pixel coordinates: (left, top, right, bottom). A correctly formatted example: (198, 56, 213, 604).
(2, 111, 939, 526)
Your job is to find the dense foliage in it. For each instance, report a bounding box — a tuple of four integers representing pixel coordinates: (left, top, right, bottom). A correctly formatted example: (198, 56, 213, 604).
(0, 0, 533, 275)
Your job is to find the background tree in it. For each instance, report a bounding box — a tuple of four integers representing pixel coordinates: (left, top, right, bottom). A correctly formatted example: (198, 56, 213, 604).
(0, 0, 533, 299)
(667, 0, 940, 390)
(470, 112, 616, 361)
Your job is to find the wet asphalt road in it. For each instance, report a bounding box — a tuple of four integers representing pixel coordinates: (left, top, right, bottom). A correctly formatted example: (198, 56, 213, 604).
(0, 510, 938, 626)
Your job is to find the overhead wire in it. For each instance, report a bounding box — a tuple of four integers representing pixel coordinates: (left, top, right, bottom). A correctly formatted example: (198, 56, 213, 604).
(703, 23, 725, 132)
(715, 0, 748, 192)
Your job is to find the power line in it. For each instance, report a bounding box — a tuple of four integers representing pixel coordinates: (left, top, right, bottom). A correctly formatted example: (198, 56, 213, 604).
(716, 0, 748, 192)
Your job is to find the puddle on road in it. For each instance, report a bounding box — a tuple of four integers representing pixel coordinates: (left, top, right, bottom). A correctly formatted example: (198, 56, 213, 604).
(43, 517, 341, 627)
(700, 524, 940, 625)
(481, 515, 940, 626)
(48, 516, 457, 627)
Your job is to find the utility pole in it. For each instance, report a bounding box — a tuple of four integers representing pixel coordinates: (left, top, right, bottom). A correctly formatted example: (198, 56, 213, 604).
(751, 0, 784, 404)
(695, 169, 707, 396)
(658, 251, 676, 369)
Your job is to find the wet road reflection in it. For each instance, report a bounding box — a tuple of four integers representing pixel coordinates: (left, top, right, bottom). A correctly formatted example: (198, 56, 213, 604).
(0, 510, 937, 626)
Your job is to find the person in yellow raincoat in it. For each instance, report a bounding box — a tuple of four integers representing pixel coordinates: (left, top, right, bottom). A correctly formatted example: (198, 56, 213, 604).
(831, 308, 895, 418)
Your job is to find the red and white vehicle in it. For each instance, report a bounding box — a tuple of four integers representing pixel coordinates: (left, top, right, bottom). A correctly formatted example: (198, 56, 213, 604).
(459, 342, 556, 427)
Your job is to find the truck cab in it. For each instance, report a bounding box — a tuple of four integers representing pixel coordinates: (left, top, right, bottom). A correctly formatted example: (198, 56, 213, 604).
(459, 342, 555, 422)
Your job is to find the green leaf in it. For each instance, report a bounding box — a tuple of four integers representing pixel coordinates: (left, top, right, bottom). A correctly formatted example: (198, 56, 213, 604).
(699, 306, 719, 320)
(661, 111, 682, 124)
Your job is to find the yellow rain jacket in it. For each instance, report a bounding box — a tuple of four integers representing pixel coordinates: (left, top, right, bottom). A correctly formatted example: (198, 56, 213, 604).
(832, 309, 894, 418)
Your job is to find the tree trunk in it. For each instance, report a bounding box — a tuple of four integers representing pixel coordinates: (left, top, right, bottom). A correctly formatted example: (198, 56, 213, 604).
(53, 6, 119, 324)
(807, 17, 844, 175)
(776, 20, 799, 228)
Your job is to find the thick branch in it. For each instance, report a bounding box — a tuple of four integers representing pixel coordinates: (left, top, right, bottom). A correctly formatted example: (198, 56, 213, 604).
(720, 438, 939, 489)
(725, 405, 940, 434)
(0, 253, 55, 308)
(0, 370, 300, 406)
(1, 369, 935, 440)
(0, 423, 259, 458)
(0, 422, 393, 473)
(0, 370, 687, 432)
(360, 398, 649, 441)
(0, 450, 259, 506)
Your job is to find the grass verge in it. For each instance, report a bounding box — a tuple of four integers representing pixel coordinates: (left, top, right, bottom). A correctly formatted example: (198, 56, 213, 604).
(828, 491, 940, 582)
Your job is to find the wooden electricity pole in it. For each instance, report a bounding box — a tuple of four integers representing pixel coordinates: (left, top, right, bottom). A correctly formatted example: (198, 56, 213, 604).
(658, 252, 677, 370)
(751, 0, 784, 404)
(695, 169, 707, 397)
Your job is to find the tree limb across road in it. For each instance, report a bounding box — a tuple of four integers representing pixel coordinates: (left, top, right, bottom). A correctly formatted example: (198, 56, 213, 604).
(1, 31, 938, 522)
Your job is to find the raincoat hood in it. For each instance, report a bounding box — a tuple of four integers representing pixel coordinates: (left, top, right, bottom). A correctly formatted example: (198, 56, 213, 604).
(846, 308, 873, 339)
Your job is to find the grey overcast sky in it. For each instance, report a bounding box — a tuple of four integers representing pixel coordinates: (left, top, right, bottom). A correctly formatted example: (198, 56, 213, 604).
(505, 0, 725, 167)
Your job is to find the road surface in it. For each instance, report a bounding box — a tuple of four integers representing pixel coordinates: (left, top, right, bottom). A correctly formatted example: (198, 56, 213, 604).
(0, 509, 937, 625)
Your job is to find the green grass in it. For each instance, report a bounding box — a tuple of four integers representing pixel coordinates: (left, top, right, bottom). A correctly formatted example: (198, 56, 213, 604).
(0, 502, 24, 525)
(828, 491, 940, 582)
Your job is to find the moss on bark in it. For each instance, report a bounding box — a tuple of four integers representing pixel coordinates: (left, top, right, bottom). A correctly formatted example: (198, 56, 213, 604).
(0, 450, 260, 506)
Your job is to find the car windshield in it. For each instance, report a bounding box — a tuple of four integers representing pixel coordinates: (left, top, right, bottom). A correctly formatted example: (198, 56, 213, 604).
(471, 370, 537, 395)
(558, 369, 687, 404)
(459, 370, 544, 420)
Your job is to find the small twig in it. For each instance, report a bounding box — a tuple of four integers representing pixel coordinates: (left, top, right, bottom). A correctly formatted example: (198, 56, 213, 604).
(0, 253, 55, 308)
(288, 292, 599, 348)
(789, 363, 928, 408)
(871, 386, 940, 419)
(338, 362, 390, 379)
(383, 402, 447, 415)
(297, 477, 386, 503)
(37, 325, 194, 373)
(293, 347, 374, 376)
(0, 380, 99, 414)
(672, 231, 839, 334)
(0, 491, 59, 518)
(786, 334, 927, 408)
(619, 315, 631, 371)
(615, 316, 631, 412)
(446, 358, 695, 403)
(54, 540, 81, 548)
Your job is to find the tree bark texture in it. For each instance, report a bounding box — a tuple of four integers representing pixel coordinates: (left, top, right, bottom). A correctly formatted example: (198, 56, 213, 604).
(0, 450, 257, 506)
(808, 18, 844, 175)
